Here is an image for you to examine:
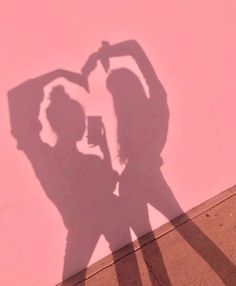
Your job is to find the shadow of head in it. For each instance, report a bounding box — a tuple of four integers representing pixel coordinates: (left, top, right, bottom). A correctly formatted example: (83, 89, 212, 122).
(106, 68, 149, 162)
(46, 85, 86, 142)
(106, 68, 147, 111)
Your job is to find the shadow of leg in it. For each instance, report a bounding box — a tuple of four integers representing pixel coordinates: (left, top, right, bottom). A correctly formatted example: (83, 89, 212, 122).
(155, 187, 236, 286)
(138, 231, 172, 286)
(171, 213, 236, 286)
(59, 231, 99, 286)
(109, 230, 144, 286)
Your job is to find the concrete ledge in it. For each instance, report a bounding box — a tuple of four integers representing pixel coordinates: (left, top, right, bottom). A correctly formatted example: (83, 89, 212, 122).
(57, 185, 236, 286)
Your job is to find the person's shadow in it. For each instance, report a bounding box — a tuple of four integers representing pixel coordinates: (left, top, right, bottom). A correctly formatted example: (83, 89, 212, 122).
(8, 40, 236, 286)
(85, 39, 236, 286)
(7, 70, 126, 285)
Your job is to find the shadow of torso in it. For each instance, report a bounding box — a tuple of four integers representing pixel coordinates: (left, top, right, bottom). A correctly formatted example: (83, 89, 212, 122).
(27, 142, 121, 275)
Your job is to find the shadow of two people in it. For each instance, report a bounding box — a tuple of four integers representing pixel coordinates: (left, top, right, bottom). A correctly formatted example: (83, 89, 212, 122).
(8, 40, 236, 286)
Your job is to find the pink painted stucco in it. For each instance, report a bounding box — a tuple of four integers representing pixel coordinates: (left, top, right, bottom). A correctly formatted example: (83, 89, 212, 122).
(1, 1, 236, 285)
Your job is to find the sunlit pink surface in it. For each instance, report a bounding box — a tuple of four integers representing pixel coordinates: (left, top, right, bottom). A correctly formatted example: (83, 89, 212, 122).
(1, 1, 236, 285)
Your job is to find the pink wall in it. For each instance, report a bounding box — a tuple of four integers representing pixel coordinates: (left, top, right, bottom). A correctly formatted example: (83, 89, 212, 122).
(1, 1, 236, 285)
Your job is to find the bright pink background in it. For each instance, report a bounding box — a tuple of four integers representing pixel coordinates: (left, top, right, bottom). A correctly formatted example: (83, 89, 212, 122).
(1, 1, 236, 285)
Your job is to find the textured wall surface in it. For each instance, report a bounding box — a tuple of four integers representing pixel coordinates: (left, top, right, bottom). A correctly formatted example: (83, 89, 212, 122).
(1, 1, 236, 285)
